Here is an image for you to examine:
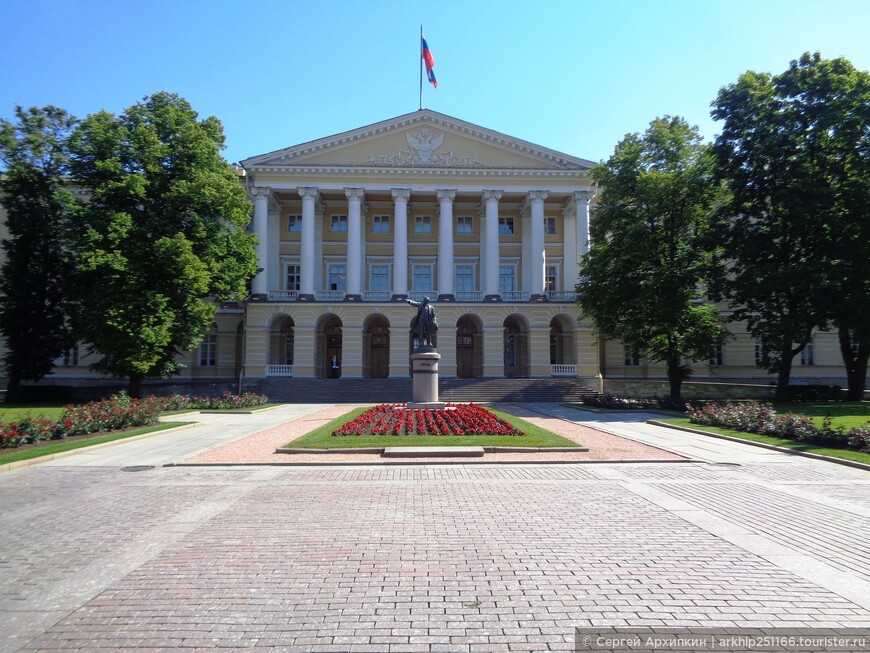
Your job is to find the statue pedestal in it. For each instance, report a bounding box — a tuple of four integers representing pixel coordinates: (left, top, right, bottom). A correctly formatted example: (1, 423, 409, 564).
(408, 351, 445, 409)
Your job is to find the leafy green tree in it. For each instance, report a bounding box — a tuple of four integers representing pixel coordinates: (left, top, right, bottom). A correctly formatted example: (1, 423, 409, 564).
(66, 92, 258, 396)
(0, 106, 76, 402)
(578, 116, 725, 400)
(712, 53, 870, 401)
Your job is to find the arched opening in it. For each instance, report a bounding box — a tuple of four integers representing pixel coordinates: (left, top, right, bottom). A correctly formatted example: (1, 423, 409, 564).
(549, 315, 576, 365)
(268, 315, 295, 374)
(363, 314, 390, 379)
(456, 314, 483, 378)
(503, 314, 529, 378)
(316, 314, 343, 379)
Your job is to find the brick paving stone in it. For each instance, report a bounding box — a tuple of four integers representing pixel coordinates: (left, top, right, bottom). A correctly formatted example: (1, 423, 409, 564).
(3, 462, 869, 652)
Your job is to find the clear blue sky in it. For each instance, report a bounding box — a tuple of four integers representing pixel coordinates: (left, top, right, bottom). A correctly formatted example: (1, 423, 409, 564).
(2, 0, 869, 166)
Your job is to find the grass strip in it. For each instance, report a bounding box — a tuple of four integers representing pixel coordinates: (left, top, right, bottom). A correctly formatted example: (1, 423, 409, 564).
(288, 406, 581, 449)
(0, 404, 67, 421)
(659, 417, 870, 465)
(0, 422, 191, 466)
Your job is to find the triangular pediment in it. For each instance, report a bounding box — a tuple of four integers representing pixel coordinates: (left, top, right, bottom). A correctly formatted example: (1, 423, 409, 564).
(242, 110, 593, 173)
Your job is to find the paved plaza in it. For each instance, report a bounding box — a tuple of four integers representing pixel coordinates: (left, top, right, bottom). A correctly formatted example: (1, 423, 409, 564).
(0, 404, 868, 652)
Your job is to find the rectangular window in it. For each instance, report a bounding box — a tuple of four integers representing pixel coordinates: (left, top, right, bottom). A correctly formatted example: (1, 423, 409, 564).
(62, 344, 79, 367)
(709, 343, 724, 367)
(370, 264, 390, 292)
(544, 216, 556, 235)
(498, 216, 514, 235)
(372, 215, 390, 234)
(412, 264, 433, 291)
(199, 330, 217, 367)
(801, 341, 814, 366)
(455, 264, 474, 292)
(624, 345, 641, 366)
(456, 216, 473, 234)
(414, 215, 432, 234)
(499, 265, 516, 293)
(328, 264, 347, 291)
(755, 340, 767, 366)
(285, 264, 301, 291)
(330, 215, 348, 232)
(545, 265, 558, 292)
(287, 215, 302, 232)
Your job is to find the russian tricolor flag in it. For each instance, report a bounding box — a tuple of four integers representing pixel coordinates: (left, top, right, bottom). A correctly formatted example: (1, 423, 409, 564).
(421, 33, 437, 88)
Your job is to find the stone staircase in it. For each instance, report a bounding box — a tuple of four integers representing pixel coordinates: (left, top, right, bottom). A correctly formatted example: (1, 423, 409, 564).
(261, 377, 596, 404)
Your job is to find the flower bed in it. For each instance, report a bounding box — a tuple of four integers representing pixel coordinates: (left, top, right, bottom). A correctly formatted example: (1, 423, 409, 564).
(332, 403, 524, 437)
(688, 402, 870, 452)
(0, 391, 268, 449)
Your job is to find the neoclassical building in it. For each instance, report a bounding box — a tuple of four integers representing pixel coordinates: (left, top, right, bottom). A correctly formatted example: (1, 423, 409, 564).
(0, 109, 859, 394)
(239, 110, 599, 382)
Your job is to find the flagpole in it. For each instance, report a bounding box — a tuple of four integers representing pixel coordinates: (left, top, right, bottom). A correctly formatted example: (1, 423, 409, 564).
(419, 24, 423, 110)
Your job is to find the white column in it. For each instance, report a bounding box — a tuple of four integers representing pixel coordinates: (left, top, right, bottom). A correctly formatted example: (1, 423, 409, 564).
(529, 191, 549, 298)
(267, 205, 280, 293)
(314, 205, 323, 292)
(298, 187, 318, 298)
(576, 189, 593, 256)
(345, 188, 364, 297)
(437, 189, 456, 298)
(482, 190, 502, 298)
(250, 187, 271, 296)
(391, 188, 410, 297)
(562, 202, 578, 292)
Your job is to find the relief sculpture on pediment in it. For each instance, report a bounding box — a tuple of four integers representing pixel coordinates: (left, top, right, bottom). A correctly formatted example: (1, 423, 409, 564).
(363, 127, 483, 168)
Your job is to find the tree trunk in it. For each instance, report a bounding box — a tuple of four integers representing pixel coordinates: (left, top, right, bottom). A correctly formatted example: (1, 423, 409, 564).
(128, 373, 143, 399)
(774, 346, 794, 404)
(666, 352, 683, 400)
(838, 328, 869, 401)
(668, 360, 684, 399)
(4, 369, 21, 404)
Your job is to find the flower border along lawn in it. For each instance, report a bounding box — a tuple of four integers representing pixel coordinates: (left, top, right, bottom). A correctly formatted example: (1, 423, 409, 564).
(0, 422, 191, 467)
(658, 417, 870, 466)
(288, 406, 582, 449)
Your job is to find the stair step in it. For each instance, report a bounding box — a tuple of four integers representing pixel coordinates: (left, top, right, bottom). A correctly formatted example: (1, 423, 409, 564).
(260, 377, 596, 404)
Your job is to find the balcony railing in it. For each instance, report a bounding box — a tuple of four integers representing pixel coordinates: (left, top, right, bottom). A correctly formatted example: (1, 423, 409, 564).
(261, 289, 573, 303)
(266, 364, 293, 376)
(455, 291, 483, 302)
(315, 291, 346, 302)
(362, 291, 392, 302)
(551, 364, 577, 377)
(501, 291, 530, 302)
(268, 290, 298, 302)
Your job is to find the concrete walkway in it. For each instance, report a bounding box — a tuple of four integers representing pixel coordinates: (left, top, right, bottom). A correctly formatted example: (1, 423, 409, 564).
(1, 404, 868, 652)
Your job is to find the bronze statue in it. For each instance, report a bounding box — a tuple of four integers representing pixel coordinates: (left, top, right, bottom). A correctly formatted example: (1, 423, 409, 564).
(406, 297, 438, 349)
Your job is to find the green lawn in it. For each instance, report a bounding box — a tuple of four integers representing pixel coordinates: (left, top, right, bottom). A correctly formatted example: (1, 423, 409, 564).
(287, 406, 582, 449)
(772, 401, 870, 429)
(0, 404, 67, 421)
(0, 422, 191, 466)
(659, 417, 870, 465)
